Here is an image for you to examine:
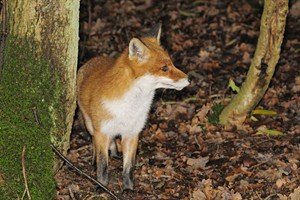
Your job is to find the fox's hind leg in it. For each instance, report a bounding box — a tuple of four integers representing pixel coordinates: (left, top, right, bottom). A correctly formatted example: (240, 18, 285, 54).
(93, 130, 111, 186)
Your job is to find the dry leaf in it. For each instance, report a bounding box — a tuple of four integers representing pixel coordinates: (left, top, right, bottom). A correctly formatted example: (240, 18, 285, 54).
(290, 1, 300, 18)
(226, 173, 239, 183)
(242, 52, 251, 63)
(195, 104, 211, 123)
(289, 186, 300, 200)
(154, 128, 167, 142)
(199, 50, 210, 61)
(187, 157, 209, 170)
(202, 62, 220, 70)
(187, 124, 202, 135)
(191, 189, 207, 200)
(153, 169, 164, 179)
(231, 191, 242, 200)
(276, 179, 286, 188)
(238, 180, 250, 190)
(277, 194, 288, 200)
(202, 179, 216, 200)
(256, 168, 283, 181)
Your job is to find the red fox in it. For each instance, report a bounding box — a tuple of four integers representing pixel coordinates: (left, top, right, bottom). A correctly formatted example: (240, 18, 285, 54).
(77, 23, 190, 190)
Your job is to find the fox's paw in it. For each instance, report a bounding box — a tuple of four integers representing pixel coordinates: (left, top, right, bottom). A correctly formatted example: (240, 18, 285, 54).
(123, 175, 134, 191)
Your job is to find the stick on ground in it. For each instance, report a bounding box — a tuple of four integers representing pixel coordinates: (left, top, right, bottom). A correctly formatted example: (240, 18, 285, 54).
(51, 144, 121, 200)
(22, 145, 31, 200)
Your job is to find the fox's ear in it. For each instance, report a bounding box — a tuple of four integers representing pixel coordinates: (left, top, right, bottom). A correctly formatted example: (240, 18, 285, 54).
(129, 38, 150, 63)
(144, 23, 162, 44)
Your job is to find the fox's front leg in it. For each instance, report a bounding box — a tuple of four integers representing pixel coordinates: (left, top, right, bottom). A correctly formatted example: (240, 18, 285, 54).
(121, 136, 139, 190)
(93, 131, 111, 186)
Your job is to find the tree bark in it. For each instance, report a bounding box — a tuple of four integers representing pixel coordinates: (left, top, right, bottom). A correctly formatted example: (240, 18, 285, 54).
(219, 0, 288, 126)
(0, 0, 79, 198)
(9, 0, 79, 142)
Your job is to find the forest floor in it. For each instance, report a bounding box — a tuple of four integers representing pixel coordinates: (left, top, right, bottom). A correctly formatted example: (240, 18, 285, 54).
(55, 0, 300, 199)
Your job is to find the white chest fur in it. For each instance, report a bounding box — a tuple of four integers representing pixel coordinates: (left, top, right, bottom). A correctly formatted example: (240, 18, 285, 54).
(101, 75, 156, 138)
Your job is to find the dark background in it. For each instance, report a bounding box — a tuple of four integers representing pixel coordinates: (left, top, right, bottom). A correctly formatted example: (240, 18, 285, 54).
(55, 1, 300, 199)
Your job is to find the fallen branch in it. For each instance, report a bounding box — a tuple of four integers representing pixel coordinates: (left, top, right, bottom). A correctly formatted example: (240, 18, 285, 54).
(22, 145, 31, 200)
(51, 144, 121, 200)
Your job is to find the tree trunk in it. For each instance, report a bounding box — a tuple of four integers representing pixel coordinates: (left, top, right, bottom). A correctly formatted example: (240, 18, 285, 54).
(0, 0, 79, 198)
(219, 0, 288, 126)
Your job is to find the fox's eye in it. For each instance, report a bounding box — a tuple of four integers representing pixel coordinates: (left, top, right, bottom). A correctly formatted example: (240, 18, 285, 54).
(161, 65, 169, 72)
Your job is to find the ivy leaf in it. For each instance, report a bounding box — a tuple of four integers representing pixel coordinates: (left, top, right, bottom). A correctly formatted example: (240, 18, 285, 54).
(252, 109, 277, 115)
(256, 129, 285, 136)
(250, 115, 258, 121)
(228, 79, 240, 93)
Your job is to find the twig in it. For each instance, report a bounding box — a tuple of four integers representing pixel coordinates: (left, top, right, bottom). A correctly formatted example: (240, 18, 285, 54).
(249, 160, 269, 171)
(0, 0, 7, 75)
(51, 144, 121, 200)
(32, 107, 41, 125)
(255, 191, 263, 200)
(194, 135, 202, 150)
(160, 97, 200, 105)
(68, 185, 76, 200)
(22, 145, 31, 200)
(178, 9, 196, 17)
(21, 189, 26, 200)
(87, 194, 107, 200)
(264, 193, 279, 200)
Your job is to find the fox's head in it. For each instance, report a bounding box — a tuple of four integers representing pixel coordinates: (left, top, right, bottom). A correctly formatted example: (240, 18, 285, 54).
(126, 23, 190, 91)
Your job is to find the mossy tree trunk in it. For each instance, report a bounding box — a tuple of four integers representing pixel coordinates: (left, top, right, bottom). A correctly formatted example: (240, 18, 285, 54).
(0, 0, 79, 199)
(219, 0, 288, 126)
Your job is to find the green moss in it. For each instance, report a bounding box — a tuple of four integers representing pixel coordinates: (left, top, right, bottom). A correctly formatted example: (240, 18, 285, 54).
(208, 103, 225, 124)
(0, 36, 59, 199)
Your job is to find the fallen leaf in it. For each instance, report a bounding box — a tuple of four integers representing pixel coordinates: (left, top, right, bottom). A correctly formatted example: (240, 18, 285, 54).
(199, 50, 210, 60)
(154, 128, 167, 142)
(289, 186, 300, 200)
(242, 51, 251, 63)
(191, 189, 207, 200)
(290, 1, 300, 18)
(276, 179, 286, 188)
(194, 104, 212, 123)
(277, 194, 288, 200)
(155, 181, 165, 189)
(256, 168, 283, 181)
(202, 62, 220, 70)
(252, 109, 277, 115)
(228, 79, 240, 93)
(238, 180, 250, 191)
(187, 124, 203, 135)
(226, 173, 239, 183)
(239, 43, 249, 51)
(153, 169, 164, 179)
(187, 157, 209, 170)
(256, 129, 285, 136)
(231, 191, 242, 200)
(200, 179, 216, 199)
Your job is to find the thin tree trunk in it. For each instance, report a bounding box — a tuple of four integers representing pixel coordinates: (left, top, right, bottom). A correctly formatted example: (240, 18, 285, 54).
(219, 0, 288, 126)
